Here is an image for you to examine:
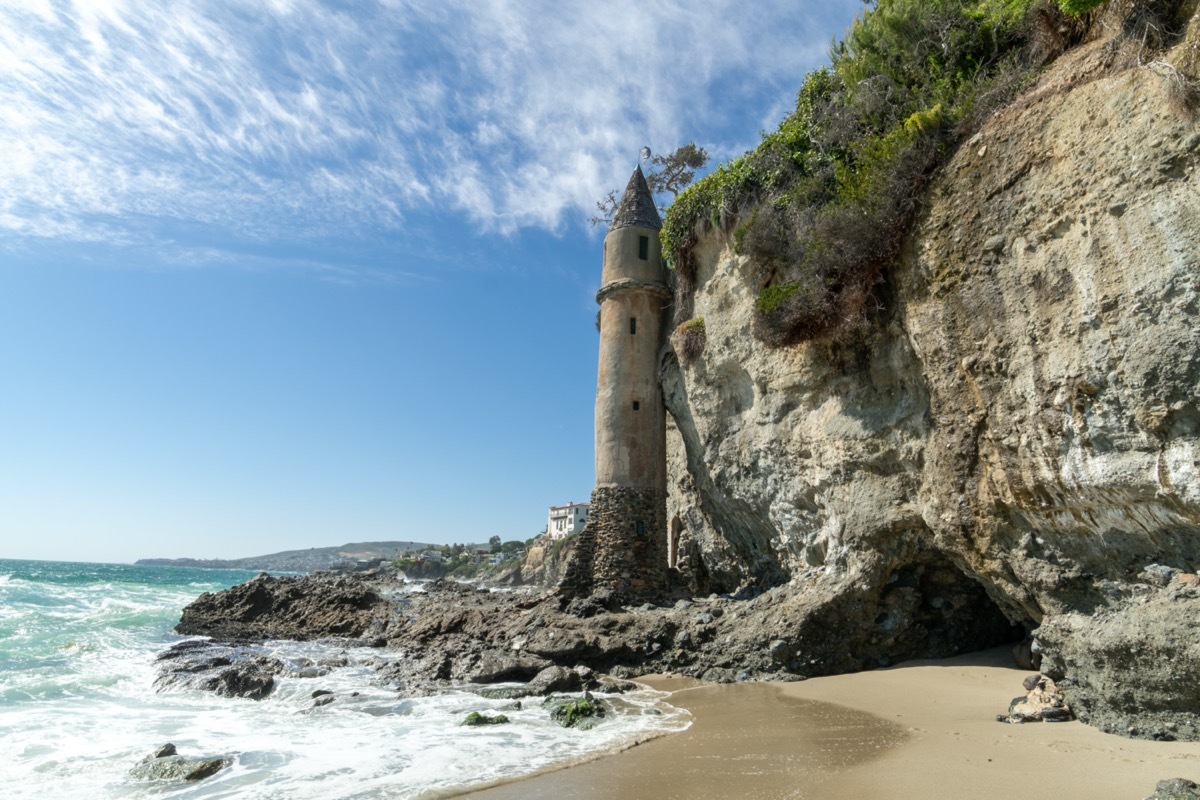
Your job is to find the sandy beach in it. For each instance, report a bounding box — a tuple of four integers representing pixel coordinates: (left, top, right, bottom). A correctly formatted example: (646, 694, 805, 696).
(462, 647, 1200, 800)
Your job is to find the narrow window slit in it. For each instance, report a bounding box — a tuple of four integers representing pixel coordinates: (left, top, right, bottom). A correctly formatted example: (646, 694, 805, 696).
(630, 317, 637, 335)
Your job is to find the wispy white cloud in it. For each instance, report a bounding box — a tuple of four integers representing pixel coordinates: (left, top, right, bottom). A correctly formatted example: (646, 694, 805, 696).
(0, 0, 862, 258)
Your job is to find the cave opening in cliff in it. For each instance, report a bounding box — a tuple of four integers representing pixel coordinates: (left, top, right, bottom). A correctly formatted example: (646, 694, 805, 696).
(875, 552, 1026, 662)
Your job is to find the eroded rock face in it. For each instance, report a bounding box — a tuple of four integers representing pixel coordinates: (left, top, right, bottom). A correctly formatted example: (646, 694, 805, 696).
(664, 40, 1200, 734)
(1037, 578, 1200, 740)
(902, 42, 1200, 626)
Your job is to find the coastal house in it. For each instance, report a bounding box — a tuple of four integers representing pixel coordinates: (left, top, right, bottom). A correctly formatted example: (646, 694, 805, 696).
(547, 502, 589, 541)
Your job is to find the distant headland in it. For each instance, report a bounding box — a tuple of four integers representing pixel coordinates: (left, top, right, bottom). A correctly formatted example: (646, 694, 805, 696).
(136, 541, 434, 573)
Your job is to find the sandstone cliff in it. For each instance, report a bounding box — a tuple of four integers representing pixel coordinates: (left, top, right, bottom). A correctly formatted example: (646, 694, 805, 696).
(663, 37, 1200, 739)
(489, 536, 576, 587)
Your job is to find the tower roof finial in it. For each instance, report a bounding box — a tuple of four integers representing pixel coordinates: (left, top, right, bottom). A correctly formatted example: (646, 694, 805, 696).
(609, 164, 661, 232)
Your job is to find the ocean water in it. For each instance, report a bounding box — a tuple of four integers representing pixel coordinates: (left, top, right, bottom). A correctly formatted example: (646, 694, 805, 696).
(0, 559, 690, 799)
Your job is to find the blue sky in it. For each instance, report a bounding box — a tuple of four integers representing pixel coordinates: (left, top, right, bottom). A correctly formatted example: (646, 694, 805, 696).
(0, 0, 865, 563)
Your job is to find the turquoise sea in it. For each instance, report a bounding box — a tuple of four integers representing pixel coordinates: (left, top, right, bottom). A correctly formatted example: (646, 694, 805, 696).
(0, 559, 688, 799)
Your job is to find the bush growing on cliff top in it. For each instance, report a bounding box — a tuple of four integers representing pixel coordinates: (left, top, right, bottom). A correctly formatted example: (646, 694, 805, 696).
(663, 0, 1080, 346)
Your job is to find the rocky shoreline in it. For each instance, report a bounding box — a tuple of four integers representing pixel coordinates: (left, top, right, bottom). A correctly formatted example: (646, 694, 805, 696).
(149, 559, 1200, 798)
(150, 565, 1173, 746)
(162, 563, 1200, 745)
(163, 567, 1019, 695)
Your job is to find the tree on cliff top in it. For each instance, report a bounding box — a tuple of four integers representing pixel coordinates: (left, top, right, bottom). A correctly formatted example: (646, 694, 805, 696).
(589, 143, 709, 227)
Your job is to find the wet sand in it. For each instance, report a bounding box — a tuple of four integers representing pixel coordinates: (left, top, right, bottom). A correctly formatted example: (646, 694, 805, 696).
(462, 647, 1200, 800)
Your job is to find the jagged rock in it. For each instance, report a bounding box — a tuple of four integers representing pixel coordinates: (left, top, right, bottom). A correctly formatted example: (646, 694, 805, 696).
(154, 641, 282, 700)
(475, 686, 528, 700)
(204, 659, 279, 700)
(562, 596, 604, 618)
(176, 573, 390, 642)
(461, 711, 509, 726)
(982, 233, 1007, 253)
(471, 665, 584, 700)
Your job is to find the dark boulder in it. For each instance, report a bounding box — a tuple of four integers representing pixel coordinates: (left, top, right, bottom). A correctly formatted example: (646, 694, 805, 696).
(129, 745, 230, 782)
(307, 693, 336, 709)
(201, 657, 280, 700)
(466, 653, 553, 684)
(526, 666, 584, 695)
(1144, 779, 1200, 800)
(154, 641, 282, 700)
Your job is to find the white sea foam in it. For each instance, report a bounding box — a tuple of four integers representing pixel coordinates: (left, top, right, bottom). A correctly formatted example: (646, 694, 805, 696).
(0, 562, 691, 799)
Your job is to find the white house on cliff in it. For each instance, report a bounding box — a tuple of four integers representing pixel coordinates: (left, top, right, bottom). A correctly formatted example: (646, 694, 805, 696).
(547, 502, 589, 541)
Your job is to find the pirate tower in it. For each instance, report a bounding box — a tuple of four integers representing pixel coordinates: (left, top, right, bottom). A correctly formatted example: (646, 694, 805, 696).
(576, 165, 671, 600)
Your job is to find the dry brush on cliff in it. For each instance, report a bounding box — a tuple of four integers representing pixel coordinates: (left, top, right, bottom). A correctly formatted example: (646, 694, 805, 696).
(663, 0, 1069, 342)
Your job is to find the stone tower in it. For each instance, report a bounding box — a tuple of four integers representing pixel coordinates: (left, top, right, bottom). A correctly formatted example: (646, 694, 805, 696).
(569, 165, 671, 600)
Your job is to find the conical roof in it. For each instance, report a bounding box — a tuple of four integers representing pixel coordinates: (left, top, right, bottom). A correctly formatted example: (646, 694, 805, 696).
(609, 165, 662, 231)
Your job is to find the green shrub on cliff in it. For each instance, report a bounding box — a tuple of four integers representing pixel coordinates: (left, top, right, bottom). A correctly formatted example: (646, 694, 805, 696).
(1057, 0, 1105, 14)
(663, 0, 1077, 346)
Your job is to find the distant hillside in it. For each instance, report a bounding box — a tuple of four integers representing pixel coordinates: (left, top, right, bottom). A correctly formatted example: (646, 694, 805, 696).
(136, 540, 435, 573)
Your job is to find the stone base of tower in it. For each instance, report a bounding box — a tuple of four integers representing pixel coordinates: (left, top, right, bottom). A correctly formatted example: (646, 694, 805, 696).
(559, 486, 667, 603)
